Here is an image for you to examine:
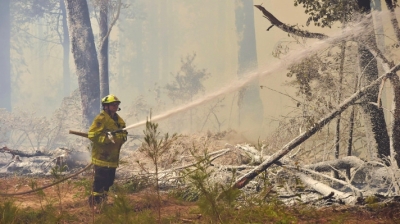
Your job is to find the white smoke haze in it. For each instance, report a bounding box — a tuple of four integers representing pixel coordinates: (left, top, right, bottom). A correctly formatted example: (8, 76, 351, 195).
(2, 0, 400, 152)
(123, 11, 379, 130)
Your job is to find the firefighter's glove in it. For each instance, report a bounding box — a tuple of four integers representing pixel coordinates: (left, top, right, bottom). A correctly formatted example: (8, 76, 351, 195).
(113, 130, 128, 142)
(121, 130, 128, 142)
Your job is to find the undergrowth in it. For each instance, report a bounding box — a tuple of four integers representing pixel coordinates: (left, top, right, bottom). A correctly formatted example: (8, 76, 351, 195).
(1, 120, 399, 223)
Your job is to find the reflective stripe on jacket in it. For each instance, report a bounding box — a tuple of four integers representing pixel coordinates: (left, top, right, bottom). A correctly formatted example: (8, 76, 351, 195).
(88, 111, 127, 168)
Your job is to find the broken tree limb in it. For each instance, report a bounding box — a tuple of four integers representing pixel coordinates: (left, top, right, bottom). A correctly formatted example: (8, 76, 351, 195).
(296, 172, 357, 205)
(283, 165, 363, 197)
(304, 156, 365, 172)
(254, 5, 327, 39)
(234, 62, 400, 189)
(0, 146, 47, 158)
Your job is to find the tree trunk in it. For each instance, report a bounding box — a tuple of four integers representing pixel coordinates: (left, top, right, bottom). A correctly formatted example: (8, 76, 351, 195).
(99, 0, 109, 98)
(389, 73, 400, 167)
(60, 0, 71, 97)
(0, 0, 11, 111)
(381, 0, 400, 167)
(334, 41, 347, 179)
(305, 156, 365, 172)
(64, 0, 100, 128)
(235, 0, 264, 139)
(347, 80, 359, 179)
(384, 0, 400, 42)
(358, 44, 390, 161)
(296, 172, 357, 204)
(356, 0, 391, 164)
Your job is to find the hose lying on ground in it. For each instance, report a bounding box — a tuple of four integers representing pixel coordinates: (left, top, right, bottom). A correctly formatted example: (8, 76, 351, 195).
(0, 163, 93, 196)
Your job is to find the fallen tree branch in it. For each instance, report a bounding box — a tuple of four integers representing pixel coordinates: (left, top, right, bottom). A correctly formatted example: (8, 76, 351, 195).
(304, 156, 366, 172)
(283, 165, 363, 197)
(0, 146, 48, 158)
(296, 172, 357, 204)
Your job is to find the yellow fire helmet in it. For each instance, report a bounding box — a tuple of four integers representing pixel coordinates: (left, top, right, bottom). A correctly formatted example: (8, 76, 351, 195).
(101, 94, 121, 104)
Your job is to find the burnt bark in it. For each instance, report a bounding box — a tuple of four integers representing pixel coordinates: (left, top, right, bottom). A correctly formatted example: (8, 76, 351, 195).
(385, 0, 400, 42)
(358, 44, 390, 161)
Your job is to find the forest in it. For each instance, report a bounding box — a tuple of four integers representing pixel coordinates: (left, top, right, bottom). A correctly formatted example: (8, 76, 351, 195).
(1, 0, 400, 223)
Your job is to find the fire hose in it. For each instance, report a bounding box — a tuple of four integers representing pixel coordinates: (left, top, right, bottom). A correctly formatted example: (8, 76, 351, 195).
(0, 131, 94, 196)
(0, 164, 92, 196)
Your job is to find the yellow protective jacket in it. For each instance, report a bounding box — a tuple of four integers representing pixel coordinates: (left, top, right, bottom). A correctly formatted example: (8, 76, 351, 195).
(88, 110, 127, 168)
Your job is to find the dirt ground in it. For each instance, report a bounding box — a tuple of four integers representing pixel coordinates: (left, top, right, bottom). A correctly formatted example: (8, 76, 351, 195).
(1, 176, 400, 224)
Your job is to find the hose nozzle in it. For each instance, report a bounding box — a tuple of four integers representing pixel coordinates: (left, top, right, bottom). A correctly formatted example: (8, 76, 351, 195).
(107, 132, 115, 144)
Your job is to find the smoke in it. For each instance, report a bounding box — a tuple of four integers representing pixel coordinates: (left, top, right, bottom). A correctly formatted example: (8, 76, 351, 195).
(124, 13, 376, 132)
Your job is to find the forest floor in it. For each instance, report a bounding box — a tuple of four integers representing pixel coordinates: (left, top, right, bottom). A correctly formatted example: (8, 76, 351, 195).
(1, 132, 400, 223)
(1, 176, 400, 224)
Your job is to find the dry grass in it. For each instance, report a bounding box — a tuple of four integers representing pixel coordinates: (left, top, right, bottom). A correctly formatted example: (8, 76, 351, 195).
(1, 176, 400, 224)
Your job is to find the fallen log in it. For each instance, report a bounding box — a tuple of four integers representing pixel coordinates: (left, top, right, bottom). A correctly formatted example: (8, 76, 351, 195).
(296, 172, 357, 205)
(283, 165, 364, 197)
(305, 156, 366, 172)
(0, 146, 48, 158)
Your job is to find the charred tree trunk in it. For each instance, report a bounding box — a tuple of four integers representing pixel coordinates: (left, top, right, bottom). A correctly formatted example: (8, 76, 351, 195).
(385, 0, 400, 42)
(64, 0, 100, 128)
(358, 44, 390, 161)
(381, 0, 400, 167)
(356, 0, 391, 164)
(389, 73, 400, 167)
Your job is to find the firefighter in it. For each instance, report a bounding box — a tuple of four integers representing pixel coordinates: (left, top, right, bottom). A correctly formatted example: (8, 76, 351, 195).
(87, 94, 128, 207)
